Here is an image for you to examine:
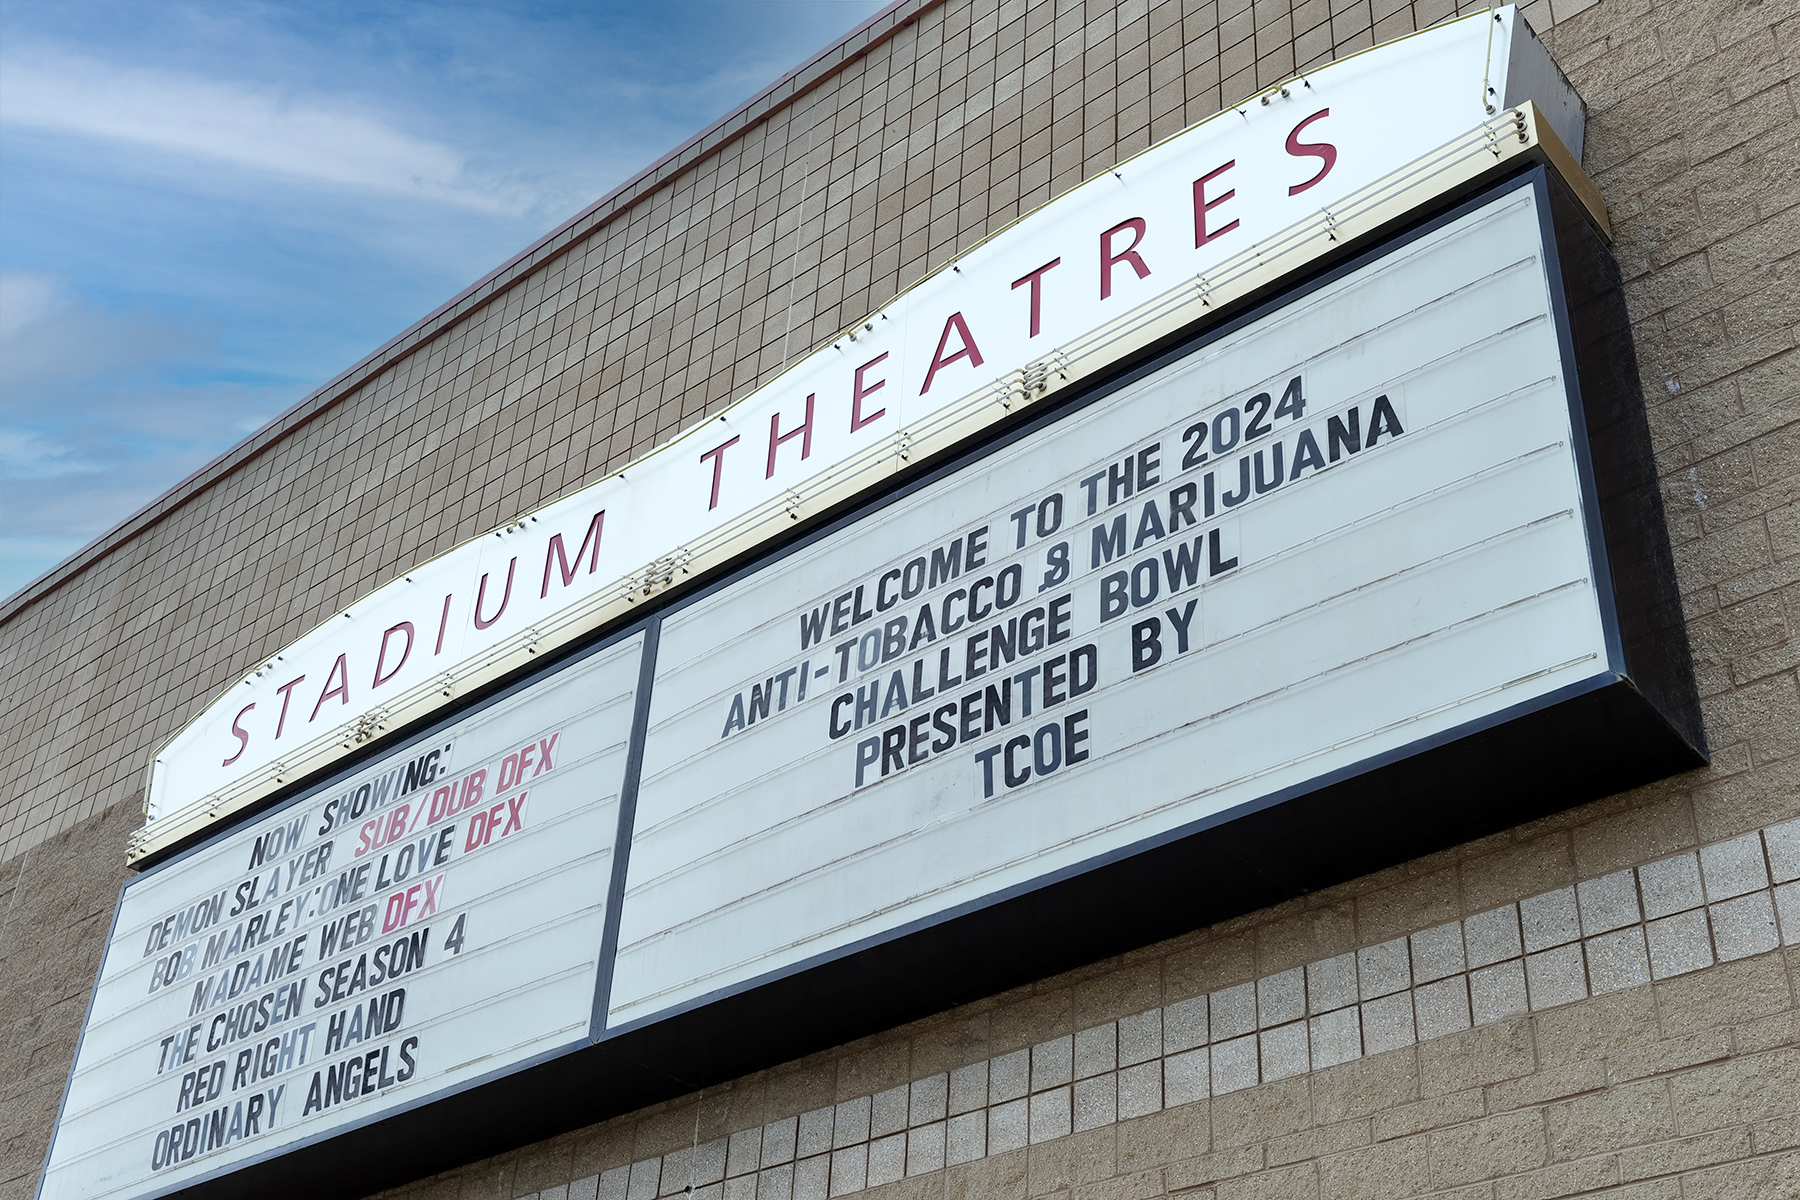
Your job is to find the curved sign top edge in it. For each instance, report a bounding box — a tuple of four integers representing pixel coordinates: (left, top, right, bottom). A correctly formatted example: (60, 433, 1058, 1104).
(144, 7, 1576, 834)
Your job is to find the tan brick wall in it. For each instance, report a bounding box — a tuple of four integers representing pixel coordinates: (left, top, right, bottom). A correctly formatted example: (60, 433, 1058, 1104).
(3, 0, 1796, 1197)
(380, 814, 1793, 1200)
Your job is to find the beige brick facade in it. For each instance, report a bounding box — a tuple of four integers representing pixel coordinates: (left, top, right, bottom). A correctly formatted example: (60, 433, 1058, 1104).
(2, 0, 1796, 1197)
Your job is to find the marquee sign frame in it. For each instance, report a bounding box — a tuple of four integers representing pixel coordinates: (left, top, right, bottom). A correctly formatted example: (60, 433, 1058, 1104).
(132, 9, 1599, 865)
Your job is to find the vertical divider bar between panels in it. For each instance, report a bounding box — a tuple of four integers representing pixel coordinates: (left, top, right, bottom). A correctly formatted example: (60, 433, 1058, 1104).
(592, 617, 663, 1041)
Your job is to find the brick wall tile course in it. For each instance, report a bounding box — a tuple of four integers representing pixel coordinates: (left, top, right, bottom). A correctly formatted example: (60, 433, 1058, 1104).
(950, 1061, 991, 1116)
(1118, 1061, 1164, 1119)
(1413, 977, 1473, 1041)
(1778, 881, 1800, 942)
(1314, 1135, 1429, 1200)
(994, 1050, 1034, 1103)
(1525, 943, 1591, 1008)
(1648, 909, 1717, 978)
(1029, 1089, 1075, 1143)
(1492, 1153, 1620, 1199)
(946, 1111, 987, 1166)
(1667, 1047, 1800, 1135)
(1586, 926, 1655, 994)
(1712, 892, 1782, 958)
(1427, 1109, 1549, 1188)
(1655, 949, 1793, 1038)
(991, 1099, 1031, 1155)
(1256, 970, 1306, 1027)
(1308, 1008, 1362, 1069)
(1641, 852, 1708, 919)
(1264, 1119, 1367, 1172)
(1621, 1126, 1756, 1183)
(1369, 1088, 1485, 1144)
(911, 1076, 950, 1127)
(1412, 923, 1470, 983)
(1258, 1023, 1310, 1080)
(1465, 905, 1526, 969)
(1486, 1059, 1607, 1116)
(1073, 1074, 1120, 1132)
(1544, 1079, 1676, 1162)
(1358, 939, 1413, 1000)
(1118, 1102, 1210, 1173)
(1461, 841, 1577, 916)
(1572, 794, 1698, 877)
(1167, 937, 1256, 1000)
(1208, 1036, 1256, 1093)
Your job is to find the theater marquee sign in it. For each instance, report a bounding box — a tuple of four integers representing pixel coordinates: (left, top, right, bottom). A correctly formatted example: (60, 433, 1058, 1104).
(135, 6, 1590, 858)
(45, 172, 1701, 1200)
(45, 15, 1703, 1200)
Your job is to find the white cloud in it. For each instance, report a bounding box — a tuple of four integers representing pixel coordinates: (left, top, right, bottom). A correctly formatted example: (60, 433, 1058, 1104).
(0, 270, 208, 400)
(0, 3, 889, 600)
(0, 274, 285, 540)
(0, 270, 65, 341)
(0, 426, 83, 480)
(0, 50, 530, 214)
(0, 374, 290, 555)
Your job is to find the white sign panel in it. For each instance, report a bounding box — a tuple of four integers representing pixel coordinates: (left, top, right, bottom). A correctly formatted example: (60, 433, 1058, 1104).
(41, 634, 645, 1200)
(145, 8, 1581, 842)
(607, 186, 1609, 1027)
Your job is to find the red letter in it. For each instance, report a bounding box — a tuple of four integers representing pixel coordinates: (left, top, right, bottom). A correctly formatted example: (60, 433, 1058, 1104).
(372, 622, 415, 688)
(851, 353, 888, 431)
(699, 437, 740, 510)
(274, 676, 307, 739)
(435, 594, 452, 655)
(473, 558, 516, 629)
(767, 394, 815, 478)
(310, 654, 351, 722)
(1011, 258, 1061, 338)
(1194, 161, 1239, 247)
(920, 312, 986, 394)
(1286, 109, 1336, 195)
(223, 704, 255, 766)
(1100, 218, 1151, 300)
(542, 510, 605, 597)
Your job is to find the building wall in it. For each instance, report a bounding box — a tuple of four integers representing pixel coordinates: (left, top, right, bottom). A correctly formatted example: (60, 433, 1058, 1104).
(2, 0, 1796, 1197)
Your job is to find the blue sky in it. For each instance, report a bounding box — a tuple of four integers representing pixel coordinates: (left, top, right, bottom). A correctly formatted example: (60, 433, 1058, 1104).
(0, 0, 886, 600)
